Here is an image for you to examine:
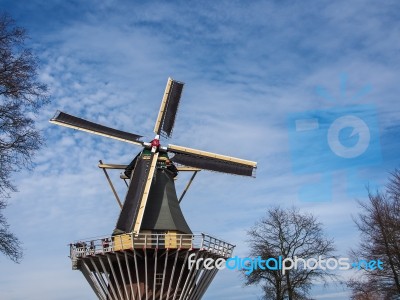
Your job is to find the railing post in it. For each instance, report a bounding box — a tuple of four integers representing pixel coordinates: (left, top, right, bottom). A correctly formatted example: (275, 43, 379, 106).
(200, 233, 205, 250)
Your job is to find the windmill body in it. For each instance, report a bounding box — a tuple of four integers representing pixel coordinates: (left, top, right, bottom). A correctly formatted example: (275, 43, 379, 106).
(51, 78, 257, 300)
(115, 150, 192, 235)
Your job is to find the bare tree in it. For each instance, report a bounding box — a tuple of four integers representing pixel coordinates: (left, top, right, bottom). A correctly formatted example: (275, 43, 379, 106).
(349, 170, 400, 299)
(0, 12, 49, 262)
(0, 201, 22, 262)
(244, 207, 337, 300)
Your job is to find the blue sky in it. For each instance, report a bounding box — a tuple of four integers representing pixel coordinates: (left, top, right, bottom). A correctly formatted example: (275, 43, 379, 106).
(1, 0, 400, 299)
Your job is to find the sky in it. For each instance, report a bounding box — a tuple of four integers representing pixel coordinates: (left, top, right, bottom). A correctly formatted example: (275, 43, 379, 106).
(1, 0, 400, 299)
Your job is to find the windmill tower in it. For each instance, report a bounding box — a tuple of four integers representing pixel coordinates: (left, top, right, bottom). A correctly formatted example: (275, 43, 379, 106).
(50, 78, 257, 300)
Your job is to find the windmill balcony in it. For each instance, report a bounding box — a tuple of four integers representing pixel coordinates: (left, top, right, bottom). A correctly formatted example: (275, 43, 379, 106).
(69, 232, 235, 261)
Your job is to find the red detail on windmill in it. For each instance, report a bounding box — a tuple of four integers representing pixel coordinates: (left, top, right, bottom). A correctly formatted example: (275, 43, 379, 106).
(151, 138, 160, 148)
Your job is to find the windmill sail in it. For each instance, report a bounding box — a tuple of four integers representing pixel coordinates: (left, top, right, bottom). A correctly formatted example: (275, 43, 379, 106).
(168, 144, 257, 176)
(50, 111, 143, 145)
(153, 78, 184, 138)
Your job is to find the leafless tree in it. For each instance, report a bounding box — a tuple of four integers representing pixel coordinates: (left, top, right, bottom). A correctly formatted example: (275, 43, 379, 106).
(0, 12, 49, 262)
(0, 201, 22, 262)
(349, 169, 400, 299)
(244, 207, 337, 300)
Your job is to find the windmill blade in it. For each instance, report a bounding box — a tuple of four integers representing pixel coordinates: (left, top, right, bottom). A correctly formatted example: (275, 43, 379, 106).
(167, 144, 257, 177)
(50, 111, 143, 146)
(114, 152, 159, 234)
(153, 77, 184, 138)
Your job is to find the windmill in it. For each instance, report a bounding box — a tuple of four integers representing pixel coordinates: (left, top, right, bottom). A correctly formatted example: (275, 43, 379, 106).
(50, 77, 257, 300)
